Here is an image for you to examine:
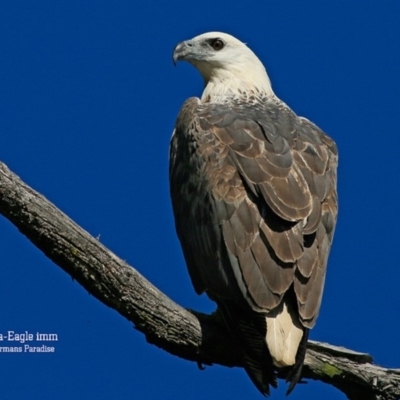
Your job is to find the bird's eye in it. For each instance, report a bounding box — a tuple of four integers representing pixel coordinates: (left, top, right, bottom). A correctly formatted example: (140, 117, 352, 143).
(210, 39, 224, 51)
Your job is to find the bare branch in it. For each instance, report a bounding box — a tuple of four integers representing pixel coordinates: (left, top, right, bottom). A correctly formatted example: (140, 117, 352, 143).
(0, 161, 399, 400)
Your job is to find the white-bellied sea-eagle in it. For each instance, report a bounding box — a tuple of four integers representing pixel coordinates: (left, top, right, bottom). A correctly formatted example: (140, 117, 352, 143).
(170, 32, 338, 395)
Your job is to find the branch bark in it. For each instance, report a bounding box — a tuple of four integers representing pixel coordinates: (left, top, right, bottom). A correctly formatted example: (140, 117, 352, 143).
(0, 161, 399, 400)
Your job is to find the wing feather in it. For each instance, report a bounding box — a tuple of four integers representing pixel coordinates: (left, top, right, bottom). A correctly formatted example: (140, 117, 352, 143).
(237, 246, 282, 310)
(170, 94, 338, 354)
(251, 234, 294, 296)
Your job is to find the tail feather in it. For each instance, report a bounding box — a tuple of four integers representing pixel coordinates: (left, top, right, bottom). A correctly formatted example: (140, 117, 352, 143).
(266, 302, 304, 367)
(218, 303, 276, 396)
(217, 299, 307, 396)
(285, 328, 309, 395)
(237, 317, 277, 396)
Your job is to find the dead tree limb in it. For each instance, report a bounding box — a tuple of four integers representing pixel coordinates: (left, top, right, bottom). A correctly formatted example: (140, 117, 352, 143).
(0, 161, 399, 400)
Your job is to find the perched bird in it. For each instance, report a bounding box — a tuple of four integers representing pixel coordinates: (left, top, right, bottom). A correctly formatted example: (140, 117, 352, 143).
(170, 32, 338, 395)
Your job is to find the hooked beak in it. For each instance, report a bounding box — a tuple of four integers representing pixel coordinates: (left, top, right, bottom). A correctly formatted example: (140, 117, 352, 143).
(172, 40, 194, 66)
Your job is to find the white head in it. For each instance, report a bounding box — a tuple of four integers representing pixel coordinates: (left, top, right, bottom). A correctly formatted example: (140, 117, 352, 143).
(173, 32, 274, 102)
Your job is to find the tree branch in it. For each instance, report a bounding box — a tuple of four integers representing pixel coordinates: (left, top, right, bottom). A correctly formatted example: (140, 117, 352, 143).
(0, 161, 399, 400)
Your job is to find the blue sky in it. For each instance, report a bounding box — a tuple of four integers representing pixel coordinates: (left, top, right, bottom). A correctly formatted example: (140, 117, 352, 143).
(1, 1, 399, 399)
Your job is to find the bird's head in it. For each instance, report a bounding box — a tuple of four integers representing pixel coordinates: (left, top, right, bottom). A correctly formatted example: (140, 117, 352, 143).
(173, 32, 274, 102)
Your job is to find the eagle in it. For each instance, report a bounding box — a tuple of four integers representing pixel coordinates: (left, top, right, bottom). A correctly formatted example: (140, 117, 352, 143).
(170, 32, 338, 395)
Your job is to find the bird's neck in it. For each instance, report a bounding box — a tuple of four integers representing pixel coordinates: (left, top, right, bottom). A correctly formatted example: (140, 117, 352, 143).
(200, 69, 274, 103)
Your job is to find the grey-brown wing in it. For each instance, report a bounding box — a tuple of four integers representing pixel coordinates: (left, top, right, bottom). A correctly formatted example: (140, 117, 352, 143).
(170, 98, 245, 302)
(170, 97, 338, 326)
(292, 117, 338, 326)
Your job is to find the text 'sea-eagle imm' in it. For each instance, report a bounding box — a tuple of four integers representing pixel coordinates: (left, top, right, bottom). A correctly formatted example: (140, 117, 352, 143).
(170, 32, 338, 396)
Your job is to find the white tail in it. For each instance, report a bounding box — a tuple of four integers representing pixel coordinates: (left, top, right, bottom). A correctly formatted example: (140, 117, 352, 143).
(265, 302, 304, 367)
